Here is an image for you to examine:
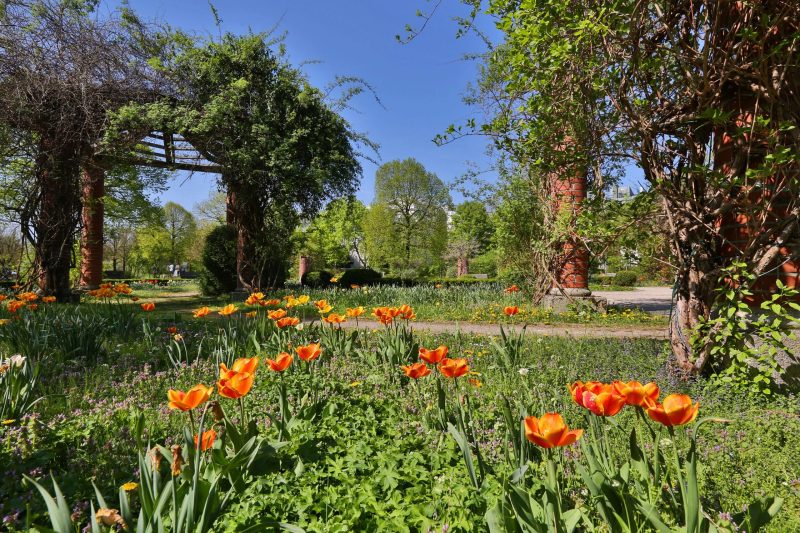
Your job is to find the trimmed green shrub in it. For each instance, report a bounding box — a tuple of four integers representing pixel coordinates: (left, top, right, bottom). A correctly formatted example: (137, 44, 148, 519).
(301, 270, 334, 288)
(613, 270, 639, 287)
(337, 268, 382, 286)
(199, 225, 238, 296)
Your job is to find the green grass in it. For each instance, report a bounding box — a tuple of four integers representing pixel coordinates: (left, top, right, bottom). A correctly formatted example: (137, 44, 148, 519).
(0, 305, 797, 531)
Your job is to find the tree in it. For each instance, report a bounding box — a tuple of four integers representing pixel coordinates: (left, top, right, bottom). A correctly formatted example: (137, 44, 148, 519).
(194, 192, 228, 227)
(451, 201, 494, 253)
(163, 202, 197, 267)
(372, 158, 451, 275)
(0, 0, 164, 298)
(300, 198, 367, 270)
(110, 33, 368, 289)
(454, 0, 800, 373)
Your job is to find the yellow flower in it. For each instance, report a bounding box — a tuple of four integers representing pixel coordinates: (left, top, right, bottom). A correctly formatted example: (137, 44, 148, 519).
(173, 334, 183, 342)
(296, 295, 310, 304)
(245, 311, 257, 318)
(349, 381, 362, 387)
(2, 419, 16, 425)
(121, 482, 139, 492)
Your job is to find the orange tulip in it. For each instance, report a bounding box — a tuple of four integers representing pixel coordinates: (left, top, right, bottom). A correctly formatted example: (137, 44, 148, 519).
(218, 304, 237, 316)
(584, 389, 627, 416)
(0, 295, 6, 301)
(166, 326, 177, 335)
(323, 313, 347, 324)
(524, 413, 583, 448)
(612, 381, 660, 407)
(7, 300, 25, 313)
(372, 307, 394, 325)
(646, 394, 700, 427)
(317, 304, 333, 314)
(140, 302, 155, 312)
(275, 316, 300, 328)
(263, 298, 281, 307)
(167, 384, 213, 411)
(42, 296, 56, 303)
(346, 306, 365, 318)
(194, 429, 216, 451)
(505, 285, 521, 293)
(504, 306, 519, 316)
(217, 371, 254, 399)
(419, 345, 448, 364)
(193, 306, 211, 318)
(567, 381, 605, 408)
(314, 299, 330, 310)
(402, 362, 431, 379)
(267, 352, 293, 372)
(245, 311, 257, 318)
(396, 304, 416, 320)
(438, 357, 469, 378)
(296, 343, 322, 362)
(268, 309, 287, 320)
(27, 304, 38, 311)
(225, 357, 259, 375)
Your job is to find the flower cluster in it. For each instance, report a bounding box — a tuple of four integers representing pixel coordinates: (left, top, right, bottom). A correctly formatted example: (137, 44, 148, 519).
(372, 305, 416, 325)
(402, 345, 471, 380)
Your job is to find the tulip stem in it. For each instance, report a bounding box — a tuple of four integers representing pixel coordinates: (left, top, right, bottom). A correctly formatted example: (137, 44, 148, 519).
(188, 410, 197, 437)
(238, 397, 247, 428)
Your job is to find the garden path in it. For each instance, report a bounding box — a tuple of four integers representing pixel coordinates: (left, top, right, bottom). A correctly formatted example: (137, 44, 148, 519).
(593, 286, 673, 314)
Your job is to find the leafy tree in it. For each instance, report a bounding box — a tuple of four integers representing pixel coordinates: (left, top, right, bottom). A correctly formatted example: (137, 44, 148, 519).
(199, 225, 237, 295)
(194, 191, 228, 227)
(452, 0, 800, 373)
(450, 201, 494, 254)
(300, 198, 367, 270)
(371, 158, 451, 275)
(163, 202, 197, 267)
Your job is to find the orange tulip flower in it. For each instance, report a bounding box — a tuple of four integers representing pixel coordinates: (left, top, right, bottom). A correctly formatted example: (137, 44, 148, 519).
(296, 343, 322, 362)
(438, 357, 470, 378)
(27, 304, 38, 311)
(646, 394, 700, 427)
(42, 296, 56, 303)
(323, 313, 347, 324)
(193, 306, 211, 318)
(584, 389, 627, 416)
(396, 304, 416, 320)
(402, 362, 431, 379)
(0, 295, 6, 302)
(194, 429, 216, 451)
(524, 413, 583, 448)
(275, 316, 300, 328)
(314, 299, 330, 310)
(419, 345, 448, 364)
(504, 306, 519, 316)
(224, 357, 259, 375)
(167, 384, 213, 411)
(217, 371, 254, 399)
(505, 285, 521, 293)
(7, 300, 25, 313)
(268, 309, 287, 320)
(372, 307, 393, 325)
(218, 304, 237, 316)
(267, 352, 293, 372)
(263, 298, 281, 307)
(317, 304, 333, 314)
(141, 302, 155, 312)
(567, 381, 606, 408)
(612, 381, 660, 407)
(166, 326, 177, 335)
(346, 306, 365, 318)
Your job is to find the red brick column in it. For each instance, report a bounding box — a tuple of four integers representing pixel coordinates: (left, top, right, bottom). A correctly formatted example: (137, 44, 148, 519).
(550, 171, 591, 296)
(79, 162, 105, 289)
(298, 255, 310, 283)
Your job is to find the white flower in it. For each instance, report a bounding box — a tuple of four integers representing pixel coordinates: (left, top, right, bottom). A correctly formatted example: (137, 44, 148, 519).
(295, 323, 304, 331)
(518, 368, 529, 376)
(8, 354, 25, 368)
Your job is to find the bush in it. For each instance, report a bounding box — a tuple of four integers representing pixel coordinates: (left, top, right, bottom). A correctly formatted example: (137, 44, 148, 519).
(337, 268, 382, 286)
(469, 250, 498, 277)
(613, 270, 639, 287)
(301, 270, 334, 288)
(199, 225, 238, 296)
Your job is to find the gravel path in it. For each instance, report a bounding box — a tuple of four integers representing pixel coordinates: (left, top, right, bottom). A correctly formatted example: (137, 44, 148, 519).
(593, 286, 674, 314)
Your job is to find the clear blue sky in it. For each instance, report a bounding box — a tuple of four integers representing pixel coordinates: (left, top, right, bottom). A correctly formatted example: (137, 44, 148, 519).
(110, 1, 643, 212)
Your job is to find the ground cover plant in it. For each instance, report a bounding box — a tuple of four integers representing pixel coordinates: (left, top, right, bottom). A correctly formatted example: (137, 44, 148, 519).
(0, 286, 797, 531)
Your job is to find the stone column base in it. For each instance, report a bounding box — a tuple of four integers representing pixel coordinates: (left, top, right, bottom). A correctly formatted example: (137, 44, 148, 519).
(542, 293, 608, 313)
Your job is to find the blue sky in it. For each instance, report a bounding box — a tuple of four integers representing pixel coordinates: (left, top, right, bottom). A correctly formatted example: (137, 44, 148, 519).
(112, 1, 643, 212)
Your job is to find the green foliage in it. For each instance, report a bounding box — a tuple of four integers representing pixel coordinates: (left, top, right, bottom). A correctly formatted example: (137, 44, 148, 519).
(336, 268, 382, 287)
(367, 158, 451, 276)
(613, 271, 639, 287)
(299, 198, 367, 270)
(300, 270, 333, 289)
(694, 262, 800, 395)
(199, 225, 237, 296)
(451, 200, 495, 254)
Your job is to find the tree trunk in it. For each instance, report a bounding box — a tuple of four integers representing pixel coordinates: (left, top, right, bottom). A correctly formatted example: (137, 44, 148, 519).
(34, 139, 81, 300)
(79, 160, 105, 289)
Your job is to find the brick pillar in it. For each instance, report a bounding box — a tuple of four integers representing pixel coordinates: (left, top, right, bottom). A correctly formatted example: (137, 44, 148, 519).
(550, 170, 591, 296)
(79, 161, 105, 289)
(298, 255, 310, 283)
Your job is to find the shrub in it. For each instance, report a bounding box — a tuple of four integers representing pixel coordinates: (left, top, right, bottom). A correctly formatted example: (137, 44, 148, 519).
(469, 250, 498, 277)
(301, 270, 333, 288)
(613, 270, 639, 287)
(199, 225, 238, 296)
(337, 268, 382, 286)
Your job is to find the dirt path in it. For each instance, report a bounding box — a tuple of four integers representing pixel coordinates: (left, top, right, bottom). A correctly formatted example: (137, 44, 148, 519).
(324, 319, 669, 340)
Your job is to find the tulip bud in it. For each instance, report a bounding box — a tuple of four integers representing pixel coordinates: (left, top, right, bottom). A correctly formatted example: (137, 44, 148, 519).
(150, 446, 163, 471)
